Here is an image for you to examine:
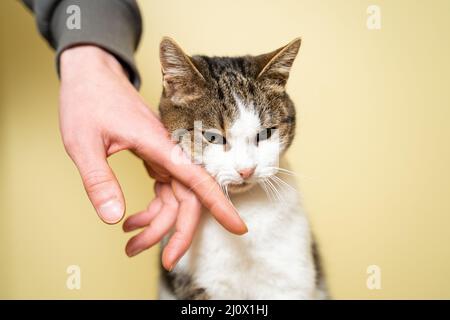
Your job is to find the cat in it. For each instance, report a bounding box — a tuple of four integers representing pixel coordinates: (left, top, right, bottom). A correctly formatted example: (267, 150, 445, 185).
(157, 37, 327, 299)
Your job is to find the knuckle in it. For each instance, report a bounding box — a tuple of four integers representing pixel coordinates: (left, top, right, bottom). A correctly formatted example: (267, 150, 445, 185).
(170, 231, 190, 250)
(61, 135, 80, 156)
(166, 200, 179, 211)
(184, 192, 199, 205)
(137, 238, 153, 251)
(126, 123, 154, 151)
(82, 169, 113, 194)
(126, 130, 143, 148)
(185, 174, 203, 191)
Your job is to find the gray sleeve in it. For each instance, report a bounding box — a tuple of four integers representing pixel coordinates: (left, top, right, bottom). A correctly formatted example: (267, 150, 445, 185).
(22, 0, 142, 88)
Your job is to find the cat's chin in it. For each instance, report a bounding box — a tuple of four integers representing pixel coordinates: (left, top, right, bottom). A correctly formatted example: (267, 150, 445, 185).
(226, 181, 257, 194)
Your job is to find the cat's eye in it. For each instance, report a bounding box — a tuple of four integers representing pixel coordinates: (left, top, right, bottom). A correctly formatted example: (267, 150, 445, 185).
(202, 130, 227, 145)
(256, 127, 276, 144)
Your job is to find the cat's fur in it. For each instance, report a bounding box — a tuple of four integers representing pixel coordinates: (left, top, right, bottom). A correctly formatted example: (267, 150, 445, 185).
(157, 37, 327, 299)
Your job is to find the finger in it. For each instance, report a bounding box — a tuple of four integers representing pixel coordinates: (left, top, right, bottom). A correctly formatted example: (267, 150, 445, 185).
(125, 184, 178, 256)
(134, 141, 247, 234)
(122, 197, 163, 232)
(144, 162, 171, 183)
(71, 139, 125, 224)
(168, 157, 247, 234)
(154, 181, 163, 195)
(161, 180, 202, 271)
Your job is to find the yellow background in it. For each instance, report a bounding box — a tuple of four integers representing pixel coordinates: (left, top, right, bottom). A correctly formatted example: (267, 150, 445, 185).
(1, 0, 449, 299)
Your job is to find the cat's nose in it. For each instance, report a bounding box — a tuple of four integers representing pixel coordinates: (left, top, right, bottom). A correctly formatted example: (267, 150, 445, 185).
(238, 167, 256, 180)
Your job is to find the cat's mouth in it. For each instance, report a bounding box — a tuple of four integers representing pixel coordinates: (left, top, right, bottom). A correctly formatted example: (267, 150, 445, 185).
(226, 180, 255, 194)
(228, 180, 252, 188)
(231, 181, 248, 186)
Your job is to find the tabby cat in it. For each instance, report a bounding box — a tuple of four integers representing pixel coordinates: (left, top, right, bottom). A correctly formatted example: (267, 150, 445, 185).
(158, 37, 326, 299)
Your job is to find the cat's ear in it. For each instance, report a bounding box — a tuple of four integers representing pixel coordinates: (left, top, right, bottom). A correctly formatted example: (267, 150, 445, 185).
(159, 37, 205, 105)
(255, 38, 301, 90)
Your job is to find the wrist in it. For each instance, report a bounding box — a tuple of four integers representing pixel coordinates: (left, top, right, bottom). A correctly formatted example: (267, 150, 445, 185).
(60, 45, 128, 81)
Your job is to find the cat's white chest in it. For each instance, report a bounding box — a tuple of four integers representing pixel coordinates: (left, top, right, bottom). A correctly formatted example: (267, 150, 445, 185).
(176, 174, 317, 299)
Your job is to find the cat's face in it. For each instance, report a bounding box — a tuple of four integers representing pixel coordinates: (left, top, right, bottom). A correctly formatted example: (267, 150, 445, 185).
(159, 37, 300, 193)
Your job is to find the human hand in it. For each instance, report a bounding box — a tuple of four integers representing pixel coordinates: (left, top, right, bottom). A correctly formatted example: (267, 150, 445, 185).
(123, 180, 202, 270)
(59, 45, 247, 269)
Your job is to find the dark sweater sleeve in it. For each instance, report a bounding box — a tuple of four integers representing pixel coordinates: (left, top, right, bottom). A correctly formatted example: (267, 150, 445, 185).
(22, 0, 142, 88)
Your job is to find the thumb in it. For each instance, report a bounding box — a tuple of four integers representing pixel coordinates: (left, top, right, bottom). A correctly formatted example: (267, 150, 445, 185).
(71, 142, 125, 224)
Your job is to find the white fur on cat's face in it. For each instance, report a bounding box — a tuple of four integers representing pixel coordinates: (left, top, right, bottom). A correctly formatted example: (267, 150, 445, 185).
(201, 95, 281, 193)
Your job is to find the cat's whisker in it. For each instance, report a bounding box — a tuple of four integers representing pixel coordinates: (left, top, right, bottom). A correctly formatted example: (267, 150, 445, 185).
(268, 176, 284, 194)
(264, 179, 276, 202)
(223, 183, 239, 211)
(269, 177, 292, 204)
(224, 185, 231, 202)
(266, 166, 297, 176)
(220, 184, 227, 199)
(217, 175, 231, 199)
(269, 180, 283, 202)
(267, 166, 316, 181)
(266, 178, 283, 202)
(258, 180, 273, 203)
(218, 179, 229, 200)
(271, 175, 297, 193)
(216, 173, 239, 210)
(201, 175, 227, 205)
(272, 179, 286, 202)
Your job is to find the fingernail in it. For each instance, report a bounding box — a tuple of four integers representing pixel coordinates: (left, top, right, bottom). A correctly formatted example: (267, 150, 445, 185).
(127, 248, 141, 257)
(236, 224, 248, 235)
(235, 215, 248, 235)
(98, 199, 124, 224)
(123, 223, 133, 232)
(168, 257, 181, 272)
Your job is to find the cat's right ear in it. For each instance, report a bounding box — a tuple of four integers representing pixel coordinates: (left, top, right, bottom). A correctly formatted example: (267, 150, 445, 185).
(159, 37, 205, 105)
(255, 38, 301, 91)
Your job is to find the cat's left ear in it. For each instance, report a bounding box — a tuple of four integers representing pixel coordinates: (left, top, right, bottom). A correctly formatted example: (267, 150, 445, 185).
(159, 37, 206, 105)
(255, 38, 301, 90)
